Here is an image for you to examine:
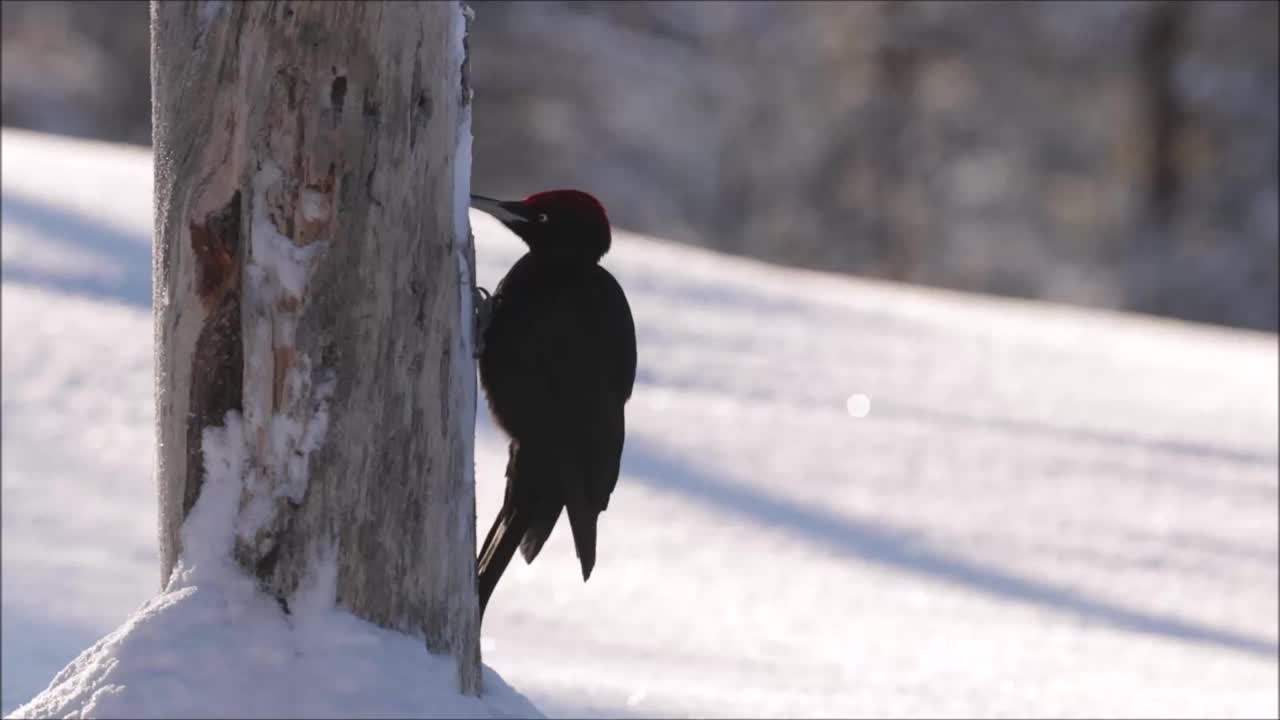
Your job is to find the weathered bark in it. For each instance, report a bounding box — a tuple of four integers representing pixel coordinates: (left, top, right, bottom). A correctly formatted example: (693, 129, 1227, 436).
(151, 0, 479, 694)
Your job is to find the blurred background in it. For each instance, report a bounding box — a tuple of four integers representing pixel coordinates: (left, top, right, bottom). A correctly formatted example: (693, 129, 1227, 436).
(3, 0, 1277, 331)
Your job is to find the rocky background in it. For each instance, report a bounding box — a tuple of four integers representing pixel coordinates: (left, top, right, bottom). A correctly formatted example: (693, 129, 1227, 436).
(3, 0, 1276, 331)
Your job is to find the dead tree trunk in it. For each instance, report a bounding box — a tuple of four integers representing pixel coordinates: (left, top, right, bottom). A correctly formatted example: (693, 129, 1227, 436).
(150, 0, 479, 694)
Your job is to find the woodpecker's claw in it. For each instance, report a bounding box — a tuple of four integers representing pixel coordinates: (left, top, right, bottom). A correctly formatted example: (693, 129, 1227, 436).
(473, 286, 493, 358)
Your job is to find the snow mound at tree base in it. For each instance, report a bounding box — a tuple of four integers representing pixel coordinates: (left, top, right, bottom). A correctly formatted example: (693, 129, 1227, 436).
(9, 566, 540, 720)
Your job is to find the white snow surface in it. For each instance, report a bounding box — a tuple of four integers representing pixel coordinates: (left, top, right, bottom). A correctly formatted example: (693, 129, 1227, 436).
(2, 128, 1278, 718)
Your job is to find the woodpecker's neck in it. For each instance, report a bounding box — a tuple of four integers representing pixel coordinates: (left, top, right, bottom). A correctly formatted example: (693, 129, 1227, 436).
(520, 234, 607, 268)
(525, 249, 601, 273)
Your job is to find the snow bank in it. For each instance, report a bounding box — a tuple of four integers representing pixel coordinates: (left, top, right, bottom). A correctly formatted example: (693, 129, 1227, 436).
(10, 412, 539, 719)
(8, 573, 539, 720)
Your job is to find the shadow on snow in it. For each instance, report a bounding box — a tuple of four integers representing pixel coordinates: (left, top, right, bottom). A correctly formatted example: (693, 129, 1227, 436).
(623, 433, 1279, 661)
(1, 191, 153, 309)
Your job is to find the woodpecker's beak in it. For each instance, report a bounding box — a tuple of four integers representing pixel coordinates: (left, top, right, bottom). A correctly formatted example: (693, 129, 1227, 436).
(470, 194, 529, 225)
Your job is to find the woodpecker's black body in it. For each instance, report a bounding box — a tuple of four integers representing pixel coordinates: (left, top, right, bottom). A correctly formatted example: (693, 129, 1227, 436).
(471, 190, 636, 622)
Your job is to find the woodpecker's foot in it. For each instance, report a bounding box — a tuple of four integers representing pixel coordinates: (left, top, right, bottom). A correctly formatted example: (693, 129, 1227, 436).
(473, 286, 493, 358)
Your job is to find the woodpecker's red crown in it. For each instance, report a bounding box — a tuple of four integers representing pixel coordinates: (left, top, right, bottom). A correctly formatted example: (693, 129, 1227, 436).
(522, 189, 609, 226)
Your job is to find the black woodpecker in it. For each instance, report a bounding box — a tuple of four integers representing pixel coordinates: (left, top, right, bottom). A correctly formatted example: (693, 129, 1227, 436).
(470, 190, 637, 623)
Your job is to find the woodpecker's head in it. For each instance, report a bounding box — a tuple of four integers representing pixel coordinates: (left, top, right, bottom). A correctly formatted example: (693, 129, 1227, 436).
(470, 190, 611, 264)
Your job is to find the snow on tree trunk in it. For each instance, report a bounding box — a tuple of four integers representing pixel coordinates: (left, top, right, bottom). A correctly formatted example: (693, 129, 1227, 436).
(151, 0, 480, 694)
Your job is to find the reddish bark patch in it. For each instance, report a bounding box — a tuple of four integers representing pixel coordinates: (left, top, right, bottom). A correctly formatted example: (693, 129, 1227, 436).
(272, 345, 296, 411)
(189, 190, 243, 307)
(183, 190, 244, 518)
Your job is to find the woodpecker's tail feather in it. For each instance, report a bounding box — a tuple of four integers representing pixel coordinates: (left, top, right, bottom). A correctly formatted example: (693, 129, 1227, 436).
(518, 500, 563, 564)
(477, 506, 528, 622)
(564, 499, 599, 581)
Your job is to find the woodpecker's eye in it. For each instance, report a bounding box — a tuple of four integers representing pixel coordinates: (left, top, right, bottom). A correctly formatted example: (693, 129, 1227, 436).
(537, 213, 549, 223)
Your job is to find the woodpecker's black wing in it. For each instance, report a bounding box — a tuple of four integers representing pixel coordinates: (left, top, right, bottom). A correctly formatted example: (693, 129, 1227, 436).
(583, 264, 636, 512)
(518, 265, 635, 577)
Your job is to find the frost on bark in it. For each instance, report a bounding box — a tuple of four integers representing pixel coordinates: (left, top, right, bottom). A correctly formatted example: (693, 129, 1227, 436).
(150, 0, 480, 694)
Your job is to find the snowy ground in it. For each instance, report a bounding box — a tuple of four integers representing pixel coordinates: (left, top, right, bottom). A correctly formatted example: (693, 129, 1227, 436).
(2, 128, 1278, 718)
